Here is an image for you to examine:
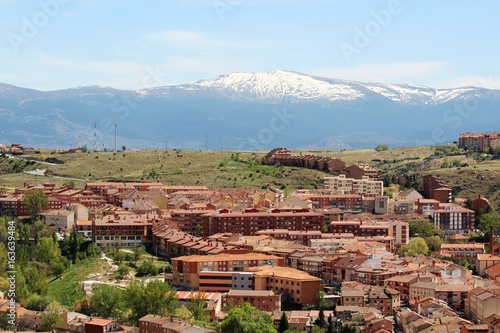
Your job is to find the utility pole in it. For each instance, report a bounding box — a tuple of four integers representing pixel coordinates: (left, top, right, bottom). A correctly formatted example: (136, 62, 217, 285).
(206, 130, 208, 151)
(165, 139, 168, 151)
(114, 121, 117, 152)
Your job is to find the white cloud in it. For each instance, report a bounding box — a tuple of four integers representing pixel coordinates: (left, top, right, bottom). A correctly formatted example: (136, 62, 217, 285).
(429, 76, 500, 90)
(144, 30, 265, 52)
(309, 62, 447, 85)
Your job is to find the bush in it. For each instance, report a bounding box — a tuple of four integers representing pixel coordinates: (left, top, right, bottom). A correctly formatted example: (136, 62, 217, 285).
(136, 261, 159, 277)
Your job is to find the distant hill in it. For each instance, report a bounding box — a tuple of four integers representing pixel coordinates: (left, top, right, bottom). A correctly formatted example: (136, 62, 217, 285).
(1, 70, 499, 150)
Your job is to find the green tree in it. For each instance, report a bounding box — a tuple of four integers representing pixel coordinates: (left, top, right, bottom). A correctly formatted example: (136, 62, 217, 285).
(41, 301, 62, 331)
(442, 159, 450, 168)
(117, 265, 130, 278)
(23, 189, 48, 220)
(327, 314, 334, 333)
(136, 260, 159, 277)
(478, 210, 500, 233)
(375, 144, 389, 152)
(26, 265, 49, 296)
(221, 303, 277, 333)
(189, 292, 209, 322)
(316, 291, 326, 309)
(425, 235, 442, 253)
(36, 237, 63, 265)
(278, 312, 289, 333)
(132, 245, 144, 263)
(126, 280, 178, 325)
(339, 324, 357, 333)
(409, 219, 439, 237)
(314, 307, 326, 328)
(91, 286, 124, 320)
(311, 327, 325, 333)
(176, 305, 193, 323)
(194, 224, 202, 237)
(122, 145, 126, 151)
(405, 237, 429, 256)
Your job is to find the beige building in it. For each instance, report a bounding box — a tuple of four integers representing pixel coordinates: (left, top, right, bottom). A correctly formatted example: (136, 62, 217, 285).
(323, 175, 383, 197)
(469, 287, 500, 323)
(40, 209, 75, 231)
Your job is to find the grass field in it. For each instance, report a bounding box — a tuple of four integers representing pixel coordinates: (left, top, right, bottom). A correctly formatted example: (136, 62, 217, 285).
(48, 256, 109, 308)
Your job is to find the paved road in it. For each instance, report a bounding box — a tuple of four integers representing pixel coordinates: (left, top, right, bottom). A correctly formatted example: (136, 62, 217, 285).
(6, 154, 58, 165)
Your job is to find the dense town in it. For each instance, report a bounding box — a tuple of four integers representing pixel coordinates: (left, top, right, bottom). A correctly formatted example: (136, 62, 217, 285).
(0, 132, 499, 333)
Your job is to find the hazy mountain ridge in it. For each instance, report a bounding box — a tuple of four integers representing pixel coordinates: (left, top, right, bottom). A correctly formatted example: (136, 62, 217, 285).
(1, 70, 499, 150)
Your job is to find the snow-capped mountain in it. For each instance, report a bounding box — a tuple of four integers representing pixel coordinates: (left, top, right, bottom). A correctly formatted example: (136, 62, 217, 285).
(1, 70, 499, 150)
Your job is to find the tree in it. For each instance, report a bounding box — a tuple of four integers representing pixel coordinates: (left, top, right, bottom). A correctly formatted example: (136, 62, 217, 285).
(311, 327, 325, 333)
(425, 235, 442, 253)
(278, 312, 289, 333)
(41, 301, 62, 331)
(117, 265, 130, 277)
(221, 303, 277, 333)
(194, 224, 202, 237)
(132, 245, 144, 263)
(314, 307, 326, 328)
(126, 280, 178, 325)
(339, 324, 357, 333)
(375, 144, 389, 152)
(91, 286, 124, 320)
(36, 237, 63, 265)
(122, 145, 126, 151)
(189, 292, 209, 322)
(316, 291, 326, 309)
(409, 219, 439, 237)
(478, 210, 500, 233)
(327, 314, 334, 333)
(23, 189, 48, 220)
(136, 260, 159, 277)
(176, 305, 193, 323)
(442, 159, 450, 168)
(405, 237, 429, 256)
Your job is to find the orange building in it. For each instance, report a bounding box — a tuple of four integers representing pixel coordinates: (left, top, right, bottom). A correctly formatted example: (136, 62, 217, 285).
(170, 253, 284, 289)
(223, 290, 281, 312)
(247, 265, 321, 305)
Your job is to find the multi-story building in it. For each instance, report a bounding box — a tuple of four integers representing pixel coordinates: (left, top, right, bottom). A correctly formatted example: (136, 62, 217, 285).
(170, 253, 284, 289)
(200, 208, 324, 237)
(323, 175, 383, 197)
(330, 220, 409, 246)
(385, 274, 418, 304)
(432, 207, 475, 234)
(222, 290, 281, 312)
(347, 164, 378, 179)
(440, 244, 485, 264)
(92, 212, 160, 247)
(247, 265, 321, 305)
(423, 175, 451, 203)
(469, 287, 500, 323)
(293, 193, 363, 212)
(459, 132, 500, 151)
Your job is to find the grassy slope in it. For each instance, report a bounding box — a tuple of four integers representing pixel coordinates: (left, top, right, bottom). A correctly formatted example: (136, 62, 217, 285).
(48, 256, 108, 308)
(1, 147, 499, 208)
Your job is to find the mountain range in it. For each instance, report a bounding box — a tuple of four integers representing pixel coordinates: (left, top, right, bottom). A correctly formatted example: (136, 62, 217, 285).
(1, 70, 498, 150)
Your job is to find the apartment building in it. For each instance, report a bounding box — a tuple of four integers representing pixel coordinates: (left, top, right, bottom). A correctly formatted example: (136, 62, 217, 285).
(248, 265, 321, 305)
(469, 287, 500, 323)
(385, 274, 418, 304)
(323, 175, 383, 197)
(92, 212, 161, 247)
(440, 244, 485, 265)
(330, 219, 409, 246)
(223, 290, 281, 312)
(170, 253, 284, 289)
(459, 132, 500, 151)
(200, 208, 324, 237)
(293, 193, 363, 211)
(423, 175, 451, 203)
(432, 207, 475, 234)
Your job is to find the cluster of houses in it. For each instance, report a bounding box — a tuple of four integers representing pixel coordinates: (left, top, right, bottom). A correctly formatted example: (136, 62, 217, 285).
(265, 148, 379, 179)
(1, 147, 499, 332)
(459, 132, 500, 151)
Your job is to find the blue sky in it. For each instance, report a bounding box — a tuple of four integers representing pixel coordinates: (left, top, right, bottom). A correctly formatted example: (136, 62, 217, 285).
(1, 0, 500, 91)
